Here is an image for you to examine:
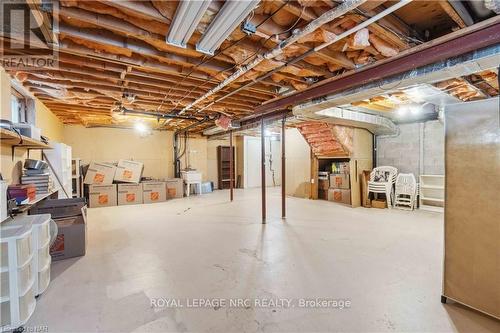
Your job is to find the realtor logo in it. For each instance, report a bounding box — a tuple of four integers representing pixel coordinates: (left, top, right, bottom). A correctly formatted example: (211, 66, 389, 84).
(0, 0, 58, 69)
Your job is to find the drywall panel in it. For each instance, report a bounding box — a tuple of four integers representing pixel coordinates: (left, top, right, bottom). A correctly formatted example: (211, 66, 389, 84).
(63, 125, 174, 179)
(285, 128, 311, 198)
(444, 98, 500, 319)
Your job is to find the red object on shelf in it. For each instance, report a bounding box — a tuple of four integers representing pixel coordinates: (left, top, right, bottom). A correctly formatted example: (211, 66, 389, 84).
(7, 184, 36, 203)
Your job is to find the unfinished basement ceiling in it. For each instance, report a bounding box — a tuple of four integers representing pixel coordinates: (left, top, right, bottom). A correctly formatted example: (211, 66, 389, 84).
(2, 0, 499, 132)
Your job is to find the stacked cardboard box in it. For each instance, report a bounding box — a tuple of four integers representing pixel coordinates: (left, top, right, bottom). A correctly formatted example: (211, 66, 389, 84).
(83, 162, 116, 185)
(88, 184, 117, 208)
(328, 163, 351, 205)
(117, 183, 143, 205)
(114, 159, 144, 183)
(166, 178, 184, 198)
(143, 182, 167, 203)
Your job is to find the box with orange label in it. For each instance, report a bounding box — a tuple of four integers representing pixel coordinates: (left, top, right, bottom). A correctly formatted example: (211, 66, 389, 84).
(328, 188, 351, 205)
(166, 178, 184, 198)
(143, 181, 166, 203)
(88, 184, 117, 208)
(83, 162, 116, 185)
(114, 159, 144, 183)
(329, 173, 350, 189)
(117, 183, 143, 206)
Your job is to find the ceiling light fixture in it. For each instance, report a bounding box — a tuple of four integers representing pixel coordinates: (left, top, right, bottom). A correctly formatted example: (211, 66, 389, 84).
(134, 122, 148, 134)
(196, 0, 259, 55)
(166, 0, 212, 48)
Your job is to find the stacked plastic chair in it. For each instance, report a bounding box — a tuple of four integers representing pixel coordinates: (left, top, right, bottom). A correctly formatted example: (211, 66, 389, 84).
(394, 173, 417, 210)
(367, 166, 398, 208)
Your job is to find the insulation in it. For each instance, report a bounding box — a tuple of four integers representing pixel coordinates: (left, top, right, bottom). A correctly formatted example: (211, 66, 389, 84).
(295, 121, 351, 157)
(368, 34, 399, 57)
(348, 28, 370, 50)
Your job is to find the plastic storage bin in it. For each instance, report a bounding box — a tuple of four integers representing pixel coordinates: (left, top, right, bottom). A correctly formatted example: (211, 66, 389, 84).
(1, 214, 53, 330)
(0, 262, 34, 299)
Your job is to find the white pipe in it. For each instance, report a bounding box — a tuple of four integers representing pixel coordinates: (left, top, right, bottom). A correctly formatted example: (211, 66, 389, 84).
(194, 0, 413, 114)
(180, 0, 369, 114)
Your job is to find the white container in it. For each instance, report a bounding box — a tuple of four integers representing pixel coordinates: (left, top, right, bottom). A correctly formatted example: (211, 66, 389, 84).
(0, 230, 32, 268)
(0, 285, 36, 327)
(0, 222, 36, 331)
(181, 171, 202, 182)
(37, 262, 51, 295)
(1, 262, 34, 299)
(1, 180, 7, 222)
(0, 214, 52, 330)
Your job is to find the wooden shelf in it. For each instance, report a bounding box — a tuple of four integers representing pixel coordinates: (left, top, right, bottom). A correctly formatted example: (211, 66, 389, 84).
(0, 128, 51, 149)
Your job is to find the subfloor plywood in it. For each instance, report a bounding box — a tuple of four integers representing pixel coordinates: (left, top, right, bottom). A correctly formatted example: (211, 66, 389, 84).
(28, 188, 500, 332)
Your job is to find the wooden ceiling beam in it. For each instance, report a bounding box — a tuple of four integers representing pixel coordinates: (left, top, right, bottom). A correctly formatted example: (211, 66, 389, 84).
(25, 79, 255, 111)
(58, 24, 230, 78)
(58, 6, 235, 65)
(94, 0, 170, 23)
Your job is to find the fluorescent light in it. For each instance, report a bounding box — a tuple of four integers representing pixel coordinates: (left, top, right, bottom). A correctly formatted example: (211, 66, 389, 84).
(196, 0, 259, 55)
(167, 0, 212, 48)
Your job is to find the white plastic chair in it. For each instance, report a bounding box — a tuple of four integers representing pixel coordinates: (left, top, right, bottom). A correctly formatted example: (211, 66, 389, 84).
(394, 173, 417, 210)
(367, 166, 398, 209)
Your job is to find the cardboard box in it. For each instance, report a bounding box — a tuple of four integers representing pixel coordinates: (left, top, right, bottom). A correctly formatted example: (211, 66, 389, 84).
(88, 184, 117, 208)
(143, 182, 166, 203)
(114, 159, 144, 183)
(83, 162, 116, 185)
(329, 173, 350, 189)
(117, 183, 143, 205)
(371, 199, 387, 209)
(318, 179, 330, 190)
(50, 211, 87, 261)
(328, 189, 351, 205)
(166, 178, 184, 198)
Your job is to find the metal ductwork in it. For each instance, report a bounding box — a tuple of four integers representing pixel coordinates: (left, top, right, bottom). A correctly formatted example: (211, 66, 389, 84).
(292, 43, 499, 126)
(293, 106, 398, 135)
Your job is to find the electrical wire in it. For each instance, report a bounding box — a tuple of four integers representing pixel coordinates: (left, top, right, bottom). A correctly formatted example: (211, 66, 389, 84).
(158, 0, 294, 113)
(170, 5, 306, 112)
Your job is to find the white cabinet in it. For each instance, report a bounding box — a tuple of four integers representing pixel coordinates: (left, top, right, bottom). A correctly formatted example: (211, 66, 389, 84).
(44, 142, 72, 199)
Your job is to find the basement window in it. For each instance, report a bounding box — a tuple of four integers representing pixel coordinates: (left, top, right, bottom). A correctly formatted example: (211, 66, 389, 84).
(11, 88, 34, 124)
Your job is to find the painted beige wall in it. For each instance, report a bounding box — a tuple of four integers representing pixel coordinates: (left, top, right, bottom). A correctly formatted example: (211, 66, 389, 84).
(0, 68, 11, 120)
(285, 128, 311, 198)
(62, 125, 174, 179)
(1, 69, 64, 184)
(206, 139, 230, 188)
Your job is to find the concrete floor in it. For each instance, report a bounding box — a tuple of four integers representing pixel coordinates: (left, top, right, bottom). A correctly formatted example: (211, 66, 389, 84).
(28, 188, 500, 332)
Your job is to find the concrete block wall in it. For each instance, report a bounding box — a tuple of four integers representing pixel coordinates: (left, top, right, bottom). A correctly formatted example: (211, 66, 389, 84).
(376, 120, 444, 178)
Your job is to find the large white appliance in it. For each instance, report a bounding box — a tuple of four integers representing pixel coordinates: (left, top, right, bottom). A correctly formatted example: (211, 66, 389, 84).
(43, 142, 72, 199)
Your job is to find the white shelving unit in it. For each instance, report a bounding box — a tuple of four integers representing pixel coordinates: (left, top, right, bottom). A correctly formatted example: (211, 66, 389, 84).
(419, 175, 445, 212)
(44, 142, 72, 199)
(72, 158, 82, 198)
